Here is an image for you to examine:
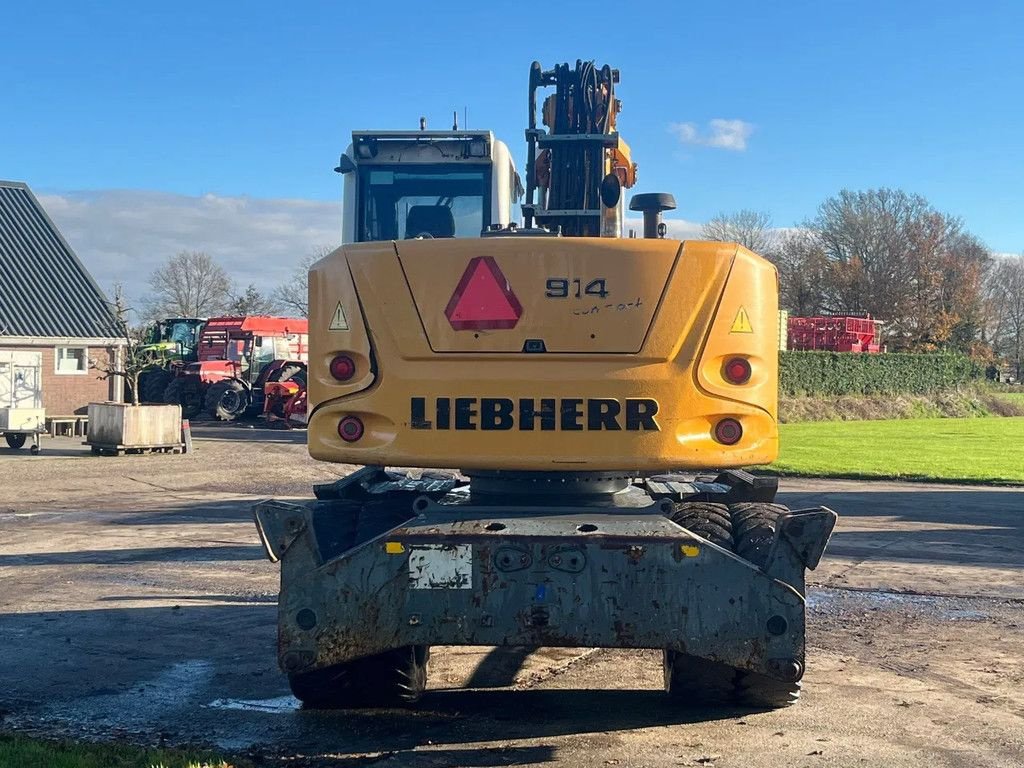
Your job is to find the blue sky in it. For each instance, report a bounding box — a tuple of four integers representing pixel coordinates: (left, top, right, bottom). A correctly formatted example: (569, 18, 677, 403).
(2, 0, 1022, 266)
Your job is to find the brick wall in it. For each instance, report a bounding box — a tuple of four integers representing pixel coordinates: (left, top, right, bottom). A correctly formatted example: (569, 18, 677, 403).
(1, 344, 119, 415)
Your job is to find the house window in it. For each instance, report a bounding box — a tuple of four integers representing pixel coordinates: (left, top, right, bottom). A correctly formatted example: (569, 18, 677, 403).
(55, 346, 88, 375)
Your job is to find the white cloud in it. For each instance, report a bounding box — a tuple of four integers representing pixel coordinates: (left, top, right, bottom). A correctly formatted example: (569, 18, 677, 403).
(36, 189, 341, 306)
(34, 188, 747, 313)
(669, 119, 754, 151)
(623, 217, 703, 240)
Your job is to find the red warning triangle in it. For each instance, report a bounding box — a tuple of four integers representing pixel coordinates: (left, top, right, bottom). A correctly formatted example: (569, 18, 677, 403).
(445, 256, 522, 330)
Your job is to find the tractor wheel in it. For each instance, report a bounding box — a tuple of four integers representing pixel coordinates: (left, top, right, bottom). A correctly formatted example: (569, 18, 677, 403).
(205, 379, 250, 421)
(729, 502, 790, 569)
(4, 433, 26, 450)
(288, 645, 429, 709)
(668, 502, 732, 548)
(139, 369, 173, 404)
(163, 378, 201, 420)
(268, 364, 304, 384)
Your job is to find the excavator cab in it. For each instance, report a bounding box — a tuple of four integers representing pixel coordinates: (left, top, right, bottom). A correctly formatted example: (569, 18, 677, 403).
(335, 130, 521, 243)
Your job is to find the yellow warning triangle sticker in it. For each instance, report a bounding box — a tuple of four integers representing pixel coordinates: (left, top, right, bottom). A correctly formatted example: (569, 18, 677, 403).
(328, 301, 349, 331)
(730, 306, 753, 334)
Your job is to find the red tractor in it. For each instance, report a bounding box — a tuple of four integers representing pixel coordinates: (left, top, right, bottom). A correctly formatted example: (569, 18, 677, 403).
(162, 316, 309, 420)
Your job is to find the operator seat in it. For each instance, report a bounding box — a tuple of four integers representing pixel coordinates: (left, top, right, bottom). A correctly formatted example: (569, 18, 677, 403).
(405, 205, 455, 238)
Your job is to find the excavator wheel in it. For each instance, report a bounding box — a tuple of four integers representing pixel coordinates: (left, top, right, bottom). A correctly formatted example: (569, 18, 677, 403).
(729, 501, 801, 707)
(668, 501, 731, 548)
(663, 651, 736, 706)
(664, 501, 800, 708)
(288, 645, 429, 708)
(729, 502, 790, 569)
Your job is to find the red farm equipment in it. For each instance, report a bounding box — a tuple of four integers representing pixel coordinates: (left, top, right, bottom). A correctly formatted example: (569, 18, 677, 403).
(162, 316, 309, 420)
(263, 375, 308, 428)
(787, 313, 882, 353)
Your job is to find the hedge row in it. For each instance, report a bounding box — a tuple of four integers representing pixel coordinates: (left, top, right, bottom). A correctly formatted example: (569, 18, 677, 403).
(779, 351, 981, 397)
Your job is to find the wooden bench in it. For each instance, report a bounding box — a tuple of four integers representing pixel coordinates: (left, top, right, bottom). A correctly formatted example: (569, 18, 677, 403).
(47, 415, 89, 438)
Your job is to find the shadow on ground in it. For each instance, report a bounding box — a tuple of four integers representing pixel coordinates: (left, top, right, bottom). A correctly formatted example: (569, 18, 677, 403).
(780, 487, 1024, 569)
(0, 601, 745, 760)
(191, 423, 307, 445)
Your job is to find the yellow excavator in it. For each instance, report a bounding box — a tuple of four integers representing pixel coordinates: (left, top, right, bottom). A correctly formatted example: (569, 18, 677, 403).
(255, 60, 836, 709)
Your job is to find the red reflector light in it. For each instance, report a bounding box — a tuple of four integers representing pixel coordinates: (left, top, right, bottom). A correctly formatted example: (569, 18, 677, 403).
(337, 416, 364, 442)
(329, 354, 356, 381)
(445, 256, 523, 330)
(723, 357, 752, 385)
(714, 418, 743, 445)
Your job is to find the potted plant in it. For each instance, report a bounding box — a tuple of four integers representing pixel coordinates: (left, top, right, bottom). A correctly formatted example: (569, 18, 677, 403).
(86, 288, 184, 455)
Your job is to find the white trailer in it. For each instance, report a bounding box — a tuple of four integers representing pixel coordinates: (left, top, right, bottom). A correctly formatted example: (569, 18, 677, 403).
(0, 350, 45, 453)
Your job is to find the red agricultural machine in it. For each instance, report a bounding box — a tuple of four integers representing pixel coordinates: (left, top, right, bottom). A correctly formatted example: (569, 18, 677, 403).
(162, 315, 308, 420)
(787, 313, 882, 353)
(263, 376, 308, 428)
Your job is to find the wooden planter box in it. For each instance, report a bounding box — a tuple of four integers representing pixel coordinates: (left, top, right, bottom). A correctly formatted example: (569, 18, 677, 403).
(86, 402, 183, 455)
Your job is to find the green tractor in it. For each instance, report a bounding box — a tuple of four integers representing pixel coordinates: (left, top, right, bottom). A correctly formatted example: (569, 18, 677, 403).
(136, 318, 206, 403)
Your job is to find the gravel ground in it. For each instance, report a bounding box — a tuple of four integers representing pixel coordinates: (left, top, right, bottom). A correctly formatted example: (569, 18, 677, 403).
(1, 425, 1022, 767)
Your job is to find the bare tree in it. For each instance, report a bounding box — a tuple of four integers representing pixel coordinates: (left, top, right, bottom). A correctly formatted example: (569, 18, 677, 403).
(146, 251, 231, 319)
(807, 188, 990, 351)
(91, 285, 159, 406)
(228, 284, 279, 316)
(988, 255, 1024, 379)
(701, 209, 775, 254)
(767, 230, 831, 316)
(275, 245, 336, 318)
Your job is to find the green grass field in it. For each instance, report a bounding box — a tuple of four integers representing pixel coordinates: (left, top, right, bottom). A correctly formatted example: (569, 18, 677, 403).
(0, 734, 238, 768)
(772, 416, 1024, 484)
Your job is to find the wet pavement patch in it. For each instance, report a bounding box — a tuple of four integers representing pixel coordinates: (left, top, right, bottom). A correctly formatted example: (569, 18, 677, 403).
(207, 695, 301, 714)
(808, 586, 993, 622)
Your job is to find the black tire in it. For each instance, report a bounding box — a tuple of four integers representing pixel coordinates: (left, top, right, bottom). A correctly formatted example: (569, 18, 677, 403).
(204, 379, 250, 421)
(289, 645, 429, 709)
(729, 502, 789, 569)
(268, 364, 304, 384)
(163, 378, 201, 420)
(664, 501, 800, 708)
(4, 433, 26, 450)
(735, 670, 801, 708)
(663, 651, 736, 705)
(730, 501, 800, 707)
(665, 653, 800, 708)
(139, 369, 173, 404)
(668, 502, 732, 548)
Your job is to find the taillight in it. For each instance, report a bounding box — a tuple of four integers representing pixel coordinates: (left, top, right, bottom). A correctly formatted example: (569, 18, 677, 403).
(723, 357, 751, 385)
(714, 418, 743, 445)
(329, 354, 356, 381)
(337, 415, 364, 442)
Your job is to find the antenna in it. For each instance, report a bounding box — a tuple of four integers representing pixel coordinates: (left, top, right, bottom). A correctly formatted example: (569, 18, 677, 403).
(464, 106, 468, 129)
(452, 110, 459, 131)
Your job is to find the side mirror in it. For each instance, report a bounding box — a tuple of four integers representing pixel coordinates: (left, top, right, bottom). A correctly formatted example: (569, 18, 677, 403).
(599, 173, 621, 208)
(334, 154, 356, 174)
